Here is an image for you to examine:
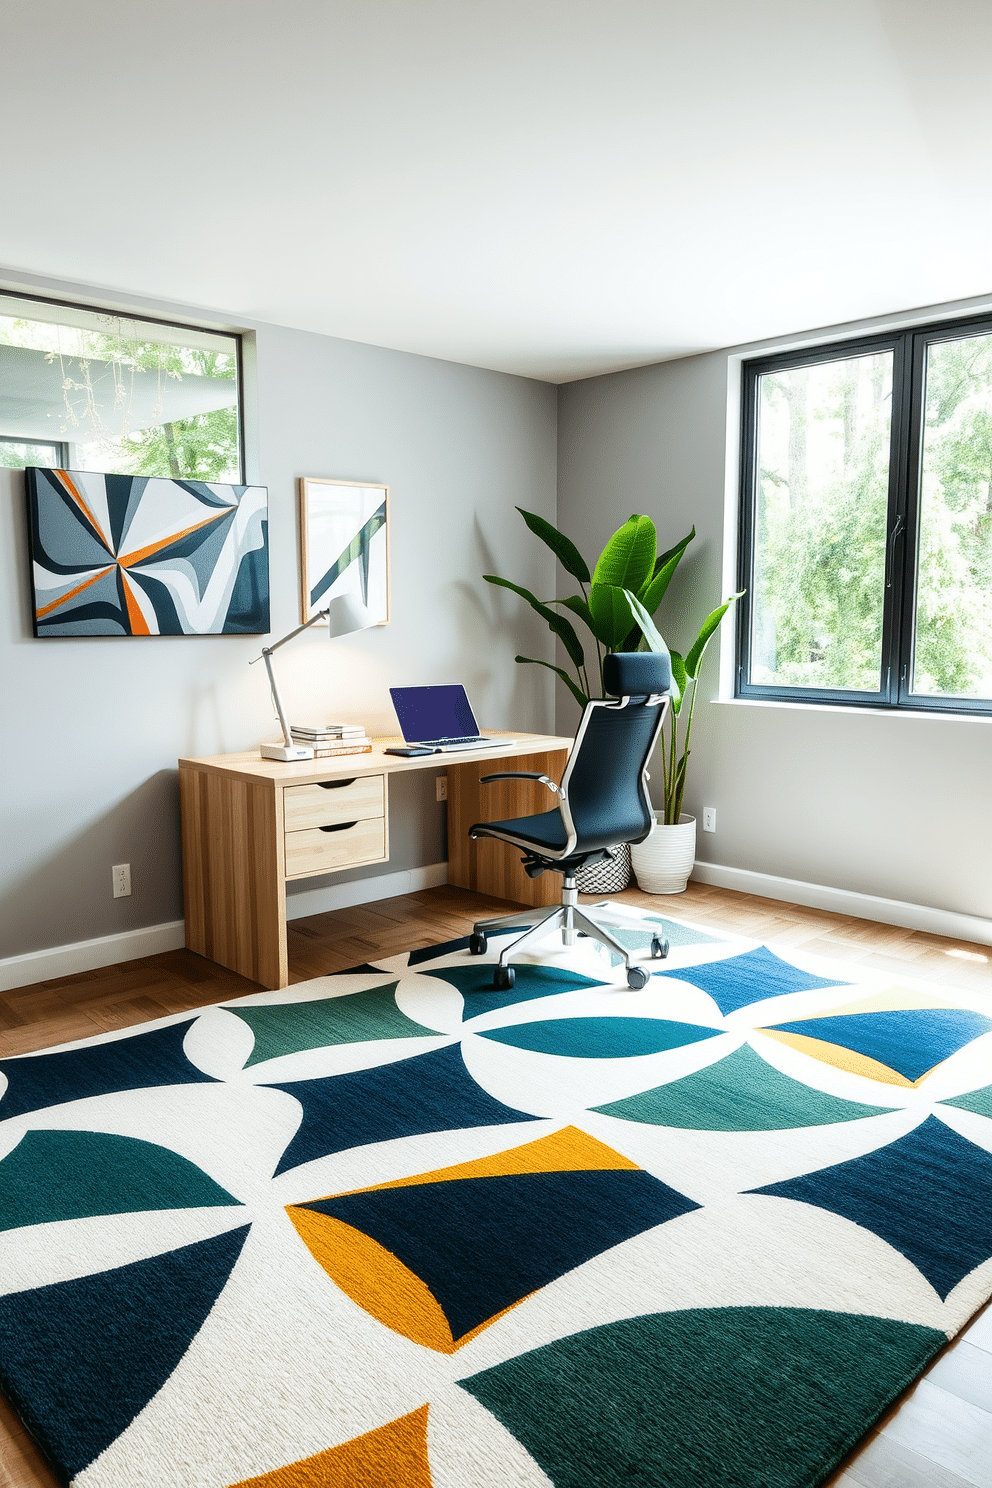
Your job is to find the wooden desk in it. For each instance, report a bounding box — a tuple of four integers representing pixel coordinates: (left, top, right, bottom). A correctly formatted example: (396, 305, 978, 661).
(179, 732, 570, 989)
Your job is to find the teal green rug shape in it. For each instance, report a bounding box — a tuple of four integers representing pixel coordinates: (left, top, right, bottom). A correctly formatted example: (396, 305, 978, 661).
(0, 1129, 241, 1231)
(591, 1042, 892, 1130)
(423, 962, 608, 1018)
(479, 1017, 722, 1060)
(600, 918, 721, 953)
(941, 1083, 992, 1119)
(226, 981, 441, 1066)
(459, 1306, 946, 1488)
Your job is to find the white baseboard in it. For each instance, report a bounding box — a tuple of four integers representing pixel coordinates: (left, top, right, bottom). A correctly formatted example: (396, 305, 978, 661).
(7, 859, 988, 992)
(0, 863, 451, 993)
(285, 862, 448, 920)
(690, 860, 992, 946)
(0, 921, 186, 993)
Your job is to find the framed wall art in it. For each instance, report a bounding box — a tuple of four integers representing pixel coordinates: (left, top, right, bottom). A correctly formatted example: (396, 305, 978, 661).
(299, 476, 389, 626)
(25, 468, 270, 637)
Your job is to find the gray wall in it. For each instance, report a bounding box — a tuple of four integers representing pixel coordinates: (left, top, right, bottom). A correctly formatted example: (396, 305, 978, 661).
(558, 312, 992, 919)
(0, 285, 557, 959)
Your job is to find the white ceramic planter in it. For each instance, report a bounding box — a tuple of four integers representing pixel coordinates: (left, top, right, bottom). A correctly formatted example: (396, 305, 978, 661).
(630, 813, 696, 894)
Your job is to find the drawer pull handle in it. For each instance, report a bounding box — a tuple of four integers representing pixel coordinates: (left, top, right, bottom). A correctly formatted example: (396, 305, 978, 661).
(319, 821, 358, 833)
(318, 779, 356, 790)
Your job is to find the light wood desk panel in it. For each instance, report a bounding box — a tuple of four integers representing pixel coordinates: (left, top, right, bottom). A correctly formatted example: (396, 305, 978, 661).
(179, 732, 570, 989)
(446, 746, 571, 905)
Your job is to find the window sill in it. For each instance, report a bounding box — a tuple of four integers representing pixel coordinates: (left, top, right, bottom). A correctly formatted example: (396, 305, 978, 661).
(715, 696, 992, 724)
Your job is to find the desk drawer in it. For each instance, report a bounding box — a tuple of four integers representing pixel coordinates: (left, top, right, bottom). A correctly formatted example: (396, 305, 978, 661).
(285, 816, 387, 878)
(284, 775, 384, 831)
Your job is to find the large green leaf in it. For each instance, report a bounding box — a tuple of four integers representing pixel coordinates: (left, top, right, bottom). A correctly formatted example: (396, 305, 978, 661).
(639, 550, 683, 614)
(669, 649, 687, 711)
(517, 509, 590, 584)
(559, 594, 597, 634)
(589, 583, 637, 650)
(514, 655, 588, 710)
(638, 528, 695, 611)
(484, 575, 586, 670)
(653, 527, 695, 577)
(684, 593, 743, 679)
(591, 515, 657, 595)
(623, 590, 670, 659)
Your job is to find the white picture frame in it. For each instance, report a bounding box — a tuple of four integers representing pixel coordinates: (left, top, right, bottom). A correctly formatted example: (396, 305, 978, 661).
(299, 476, 390, 626)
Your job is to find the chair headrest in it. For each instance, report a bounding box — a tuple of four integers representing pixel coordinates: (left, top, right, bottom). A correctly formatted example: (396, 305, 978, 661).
(603, 651, 671, 697)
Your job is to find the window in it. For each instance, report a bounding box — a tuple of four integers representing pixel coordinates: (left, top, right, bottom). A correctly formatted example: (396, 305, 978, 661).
(737, 315, 992, 713)
(0, 436, 66, 469)
(0, 292, 243, 481)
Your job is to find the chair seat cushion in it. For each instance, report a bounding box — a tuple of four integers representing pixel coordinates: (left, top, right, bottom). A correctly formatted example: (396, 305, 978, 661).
(470, 809, 568, 851)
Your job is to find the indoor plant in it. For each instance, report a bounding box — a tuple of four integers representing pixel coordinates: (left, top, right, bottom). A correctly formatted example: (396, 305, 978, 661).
(485, 509, 740, 892)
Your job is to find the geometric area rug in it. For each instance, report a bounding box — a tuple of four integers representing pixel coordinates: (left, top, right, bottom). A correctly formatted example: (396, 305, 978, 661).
(2, 904, 992, 1487)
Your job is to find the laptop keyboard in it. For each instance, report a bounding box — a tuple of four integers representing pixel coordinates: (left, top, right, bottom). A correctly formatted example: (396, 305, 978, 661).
(416, 735, 481, 747)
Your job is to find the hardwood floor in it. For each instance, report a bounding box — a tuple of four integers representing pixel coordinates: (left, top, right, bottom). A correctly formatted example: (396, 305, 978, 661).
(2, 881, 991, 1488)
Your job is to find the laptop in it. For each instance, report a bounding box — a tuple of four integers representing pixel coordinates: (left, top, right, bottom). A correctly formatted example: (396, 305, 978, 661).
(389, 683, 515, 751)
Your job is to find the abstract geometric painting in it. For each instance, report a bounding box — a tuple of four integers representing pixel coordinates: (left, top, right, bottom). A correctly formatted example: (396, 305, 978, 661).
(299, 476, 389, 625)
(3, 903, 992, 1487)
(25, 467, 269, 636)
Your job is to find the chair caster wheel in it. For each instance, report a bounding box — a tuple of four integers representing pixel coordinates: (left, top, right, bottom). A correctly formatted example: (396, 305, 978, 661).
(469, 931, 487, 956)
(650, 935, 670, 959)
(493, 965, 515, 990)
(627, 965, 650, 990)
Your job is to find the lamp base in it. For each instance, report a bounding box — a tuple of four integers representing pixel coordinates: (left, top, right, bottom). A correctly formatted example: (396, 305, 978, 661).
(260, 741, 315, 761)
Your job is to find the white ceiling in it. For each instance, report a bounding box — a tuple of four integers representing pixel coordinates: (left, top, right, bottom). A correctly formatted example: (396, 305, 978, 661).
(3, 0, 992, 383)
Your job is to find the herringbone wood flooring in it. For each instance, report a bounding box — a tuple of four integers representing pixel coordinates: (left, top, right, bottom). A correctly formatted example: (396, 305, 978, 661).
(2, 882, 991, 1488)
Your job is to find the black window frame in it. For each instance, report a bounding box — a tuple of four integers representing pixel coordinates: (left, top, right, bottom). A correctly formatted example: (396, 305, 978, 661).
(0, 289, 246, 483)
(736, 311, 992, 716)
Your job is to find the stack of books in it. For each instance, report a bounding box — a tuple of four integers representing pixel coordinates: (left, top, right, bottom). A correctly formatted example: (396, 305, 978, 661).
(289, 722, 372, 757)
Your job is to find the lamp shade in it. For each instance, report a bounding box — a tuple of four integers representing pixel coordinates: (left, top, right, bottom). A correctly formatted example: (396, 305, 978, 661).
(325, 592, 373, 638)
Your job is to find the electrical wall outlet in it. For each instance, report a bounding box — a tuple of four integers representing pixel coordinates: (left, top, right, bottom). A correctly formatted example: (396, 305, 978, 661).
(112, 862, 131, 898)
(436, 774, 448, 802)
(702, 807, 716, 833)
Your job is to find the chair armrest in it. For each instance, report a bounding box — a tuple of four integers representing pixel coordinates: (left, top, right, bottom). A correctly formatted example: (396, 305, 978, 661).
(479, 771, 560, 793)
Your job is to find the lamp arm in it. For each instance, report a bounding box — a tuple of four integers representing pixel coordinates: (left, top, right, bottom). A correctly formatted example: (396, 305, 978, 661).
(252, 608, 328, 749)
(263, 607, 328, 656)
(262, 649, 293, 749)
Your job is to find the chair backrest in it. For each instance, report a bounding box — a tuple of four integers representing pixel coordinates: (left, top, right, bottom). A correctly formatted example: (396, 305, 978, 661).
(559, 652, 670, 853)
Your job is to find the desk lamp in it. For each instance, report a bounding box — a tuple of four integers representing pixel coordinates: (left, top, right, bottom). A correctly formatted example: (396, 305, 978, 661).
(255, 592, 372, 761)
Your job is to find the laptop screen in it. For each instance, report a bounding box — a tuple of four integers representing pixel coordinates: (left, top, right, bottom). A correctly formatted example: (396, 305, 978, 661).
(390, 684, 479, 741)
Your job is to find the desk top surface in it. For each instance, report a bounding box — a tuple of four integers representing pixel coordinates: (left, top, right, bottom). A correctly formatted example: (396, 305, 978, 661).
(179, 731, 572, 785)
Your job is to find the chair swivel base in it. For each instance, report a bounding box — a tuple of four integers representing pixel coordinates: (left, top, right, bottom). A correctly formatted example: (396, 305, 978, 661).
(470, 878, 669, 991)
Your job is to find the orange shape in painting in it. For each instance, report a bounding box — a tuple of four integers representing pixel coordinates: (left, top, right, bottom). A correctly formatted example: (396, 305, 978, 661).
(228, 1403, 432, 1486)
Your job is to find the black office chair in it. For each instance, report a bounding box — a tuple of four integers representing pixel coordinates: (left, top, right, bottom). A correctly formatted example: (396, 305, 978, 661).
(467, 651, 671, 991)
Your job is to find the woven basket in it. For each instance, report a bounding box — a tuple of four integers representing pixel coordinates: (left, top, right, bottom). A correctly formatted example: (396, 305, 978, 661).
(574, 842, 632, 894)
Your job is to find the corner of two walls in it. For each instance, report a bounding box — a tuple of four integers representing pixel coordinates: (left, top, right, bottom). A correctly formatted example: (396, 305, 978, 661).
(555, 350, 992, 925)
